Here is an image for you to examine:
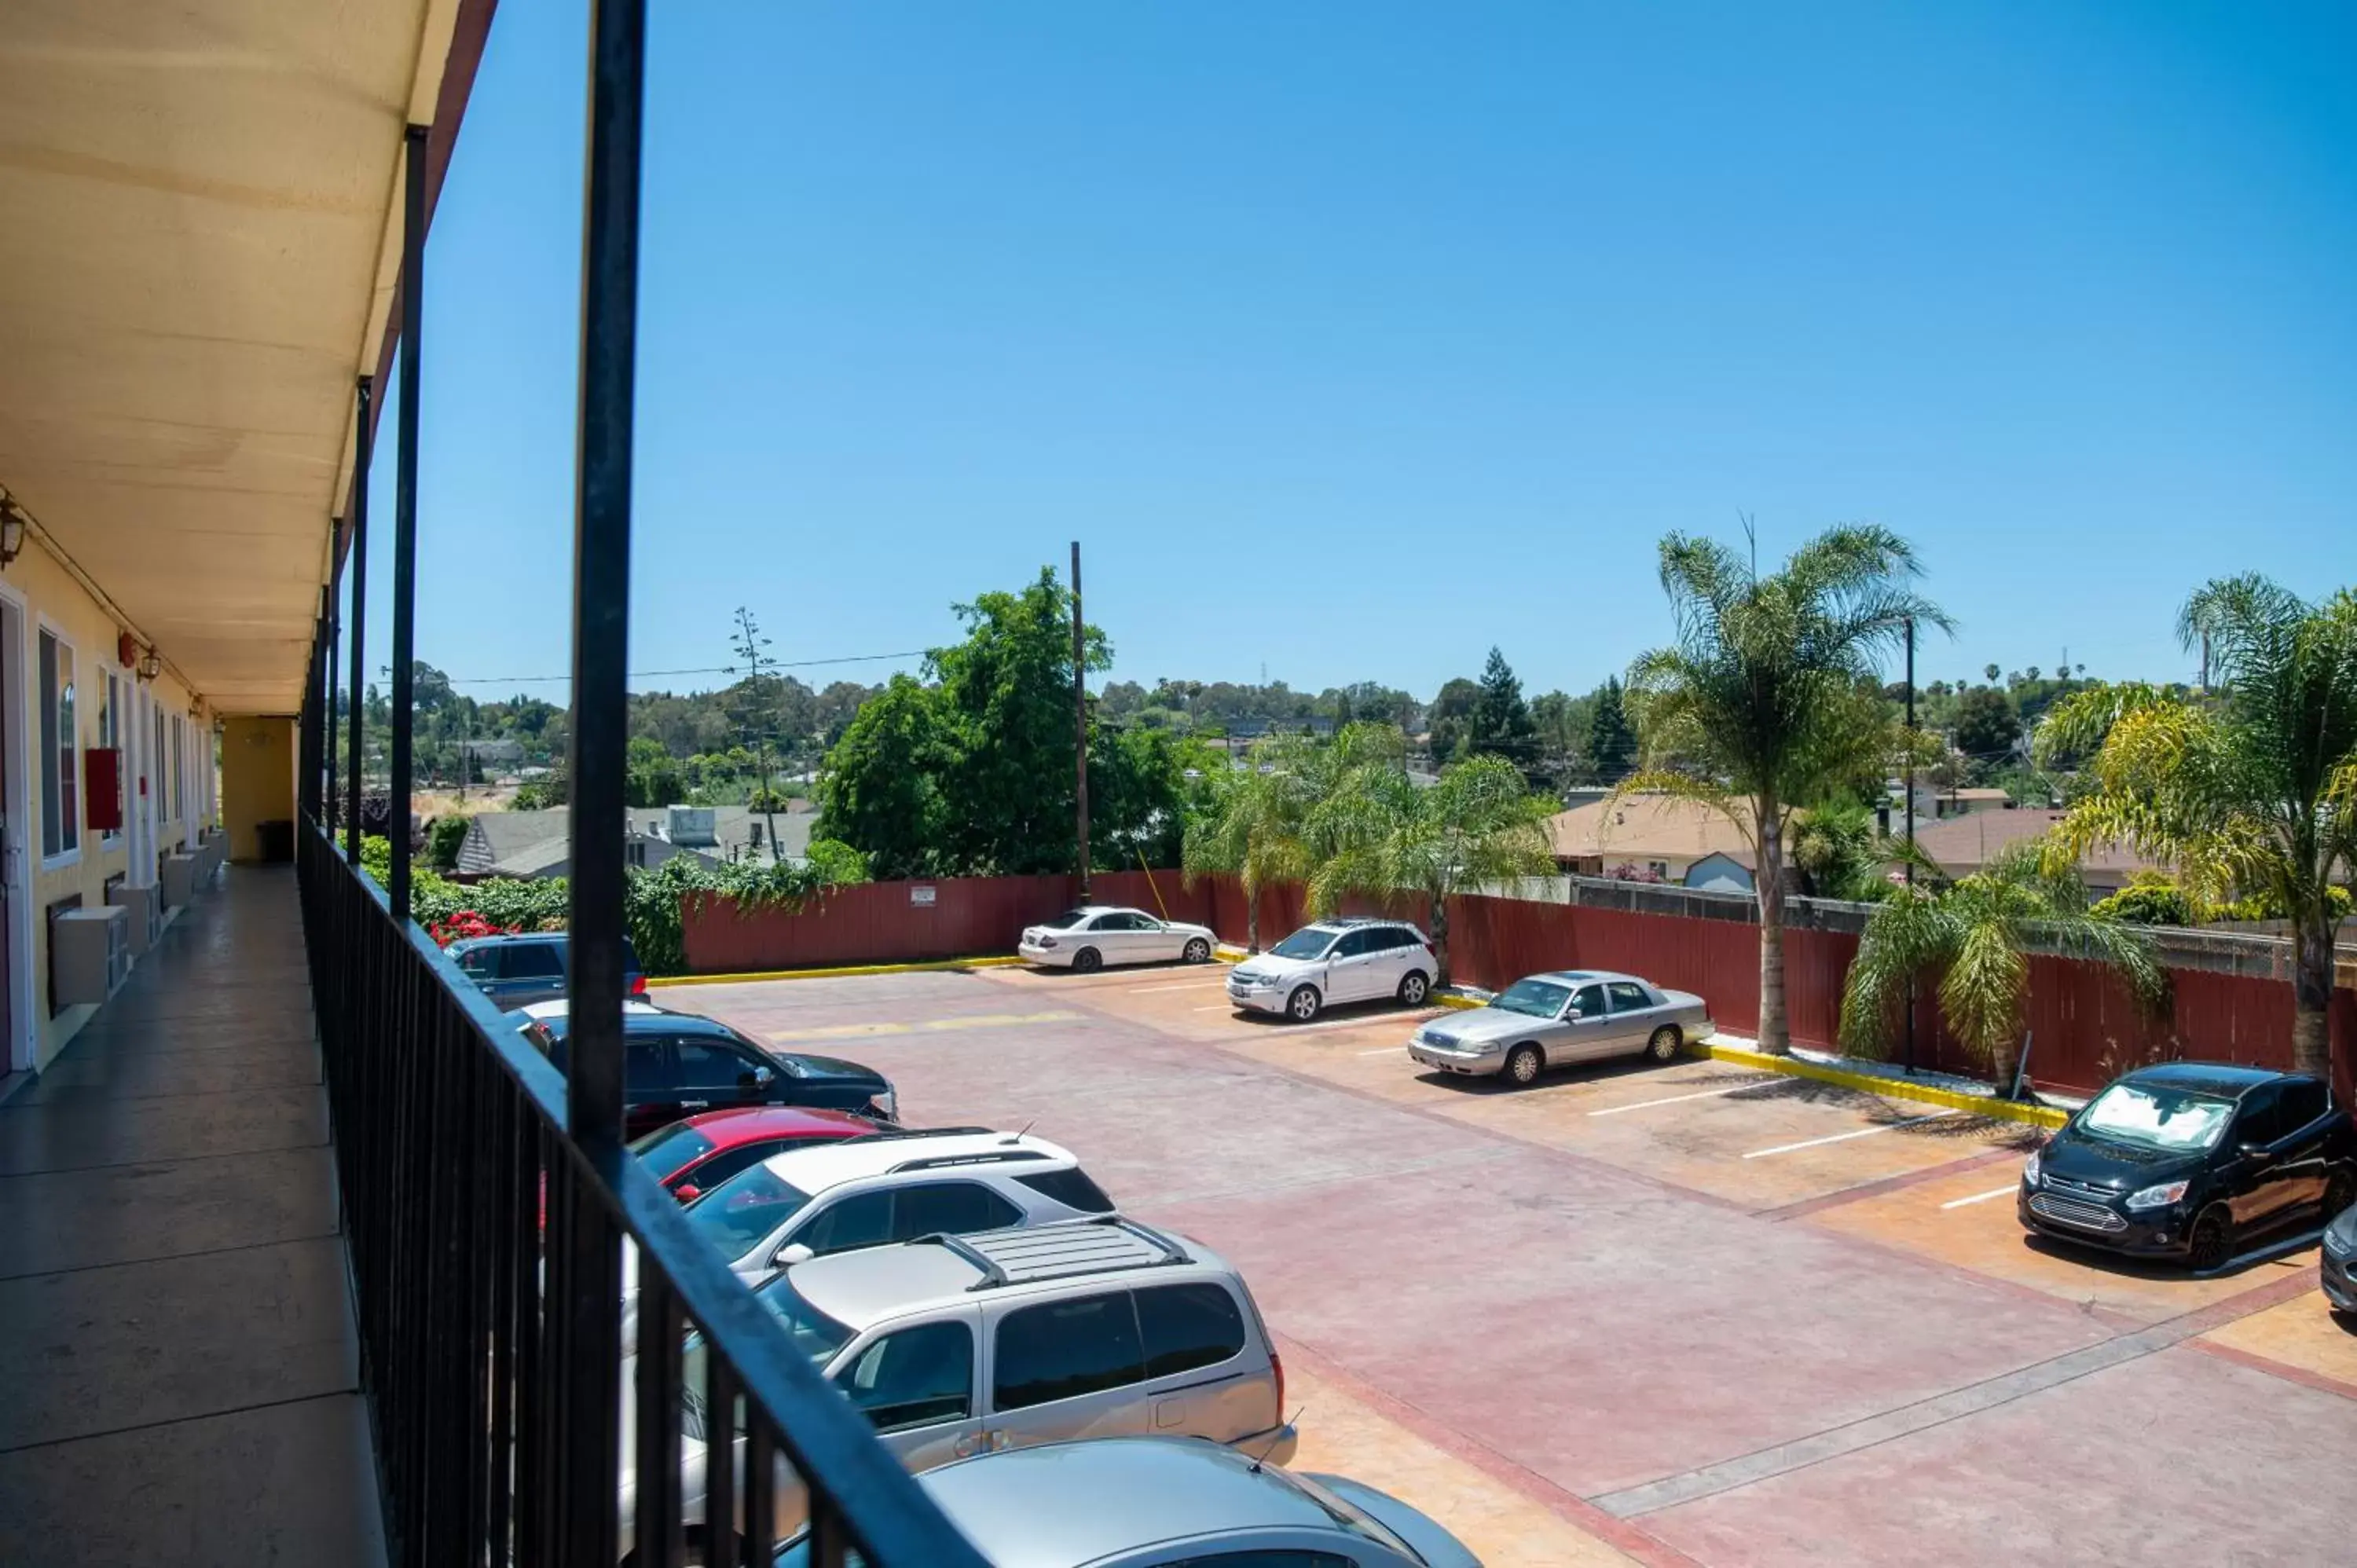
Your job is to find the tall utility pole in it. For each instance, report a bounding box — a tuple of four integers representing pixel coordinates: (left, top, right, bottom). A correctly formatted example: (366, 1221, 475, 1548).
(730, 606, 783, 863)
(1903, 617, 1916, 1075)
(1072, 540, 1091, 900)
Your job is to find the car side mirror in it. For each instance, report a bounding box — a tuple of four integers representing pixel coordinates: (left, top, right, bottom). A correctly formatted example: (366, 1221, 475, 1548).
(673, 1182, 702, 1205)
(774, 1241, 815, 1268)
(746, 1065, 775, 1090)
(2238, 1142, 2273, 1162)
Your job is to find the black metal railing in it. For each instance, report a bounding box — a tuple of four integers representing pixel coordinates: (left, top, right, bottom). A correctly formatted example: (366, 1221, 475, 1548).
(299, 823, 988, 1567)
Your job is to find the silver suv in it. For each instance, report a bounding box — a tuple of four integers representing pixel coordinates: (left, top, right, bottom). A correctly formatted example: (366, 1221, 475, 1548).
(777, 1435, 1482, 1567)
(1226, 918, 1436, 1021)
(622, 1217, 1296, 1556)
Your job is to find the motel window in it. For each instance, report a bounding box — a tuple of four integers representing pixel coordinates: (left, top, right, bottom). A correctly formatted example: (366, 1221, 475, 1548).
(39, 629, 77, 859)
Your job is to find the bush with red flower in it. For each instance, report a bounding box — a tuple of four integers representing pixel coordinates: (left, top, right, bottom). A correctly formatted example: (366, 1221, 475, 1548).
(428, 910, 519, 947)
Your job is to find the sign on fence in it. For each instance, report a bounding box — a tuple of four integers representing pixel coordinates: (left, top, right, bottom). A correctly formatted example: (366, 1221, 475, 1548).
(909, 885, 937, 907)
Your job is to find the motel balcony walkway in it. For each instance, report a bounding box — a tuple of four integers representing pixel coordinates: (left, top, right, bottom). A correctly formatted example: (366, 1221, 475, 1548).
(0, 866, 383, 1566)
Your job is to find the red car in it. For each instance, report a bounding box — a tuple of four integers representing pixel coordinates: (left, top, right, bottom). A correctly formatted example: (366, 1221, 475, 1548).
(629, 1104, 878, 1203)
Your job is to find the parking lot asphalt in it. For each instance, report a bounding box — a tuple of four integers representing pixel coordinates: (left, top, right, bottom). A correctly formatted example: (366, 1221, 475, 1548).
(667, 962, 2357, 1567)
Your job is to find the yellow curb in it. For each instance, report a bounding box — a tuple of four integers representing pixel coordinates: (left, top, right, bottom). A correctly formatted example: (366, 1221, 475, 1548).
(647, 954, 1029, 987)
(1689, 1040, 2069, 1128)
(1434, 993, 1486, 1011)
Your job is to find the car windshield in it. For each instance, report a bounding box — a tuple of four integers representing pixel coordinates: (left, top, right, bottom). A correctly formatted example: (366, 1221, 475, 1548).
(684, 1166, 814, 1259)
(1039, 909, 1090, 929)
(2078, 1083, 2236, 1153)
(1492, 978, 1573, 1019)
(680, 1279, 851, 1440)
(629, 1123, 715, 1181)
(1270, 928, 1338, 960)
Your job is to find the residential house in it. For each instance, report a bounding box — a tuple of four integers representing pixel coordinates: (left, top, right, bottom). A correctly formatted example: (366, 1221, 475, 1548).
(458, 801, 819, 880)
(1545, 795, 1757, 892)
(1901, 808, 2159, 894)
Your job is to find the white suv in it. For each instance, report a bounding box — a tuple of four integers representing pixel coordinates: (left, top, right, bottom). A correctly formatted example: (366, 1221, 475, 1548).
(1224, 918, 1436, 1022)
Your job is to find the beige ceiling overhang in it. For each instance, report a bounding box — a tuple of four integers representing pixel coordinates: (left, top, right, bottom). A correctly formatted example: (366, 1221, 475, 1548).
(0, 0, 495, 714)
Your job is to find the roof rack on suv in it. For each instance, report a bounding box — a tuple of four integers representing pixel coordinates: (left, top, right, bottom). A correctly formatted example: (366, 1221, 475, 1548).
(887, 1149, 1053, 1174)
(916, 1215, 1192, 1293)
(836, 1125, 997, 1146)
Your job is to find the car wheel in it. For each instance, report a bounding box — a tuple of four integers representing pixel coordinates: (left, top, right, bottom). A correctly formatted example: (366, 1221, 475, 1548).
(1505, 1043, 1544, 1086)
(2187, 1204, 2234, 1273)
(1182, 937, 1211, 964)
(1645, 1024, 1682, 1063)
(1286, 984, 1323, 1022)
(1072, 947, 1103, 973)
(2323, 1167, 2356, 1219)
(1398, 971, 1430, 1006)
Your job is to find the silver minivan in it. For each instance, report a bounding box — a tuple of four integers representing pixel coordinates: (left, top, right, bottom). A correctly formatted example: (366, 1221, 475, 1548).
(619, 1217, 1295, 1560)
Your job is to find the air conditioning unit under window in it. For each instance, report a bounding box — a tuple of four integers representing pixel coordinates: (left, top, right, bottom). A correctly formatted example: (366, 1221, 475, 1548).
(53, 905, 130, 1006)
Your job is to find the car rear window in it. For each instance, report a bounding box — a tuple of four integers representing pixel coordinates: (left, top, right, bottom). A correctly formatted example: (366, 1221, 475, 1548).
(1136, 1282, 1247, 1378)
(629, 1122, 716, 1181)
(1014, 1167, 1116, 1214)
(1038, 909, 1090, 930)
(992, 1291, 1145, 1411)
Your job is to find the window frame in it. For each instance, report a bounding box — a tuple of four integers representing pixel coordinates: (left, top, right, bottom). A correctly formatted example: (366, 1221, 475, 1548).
(989, 1289, 1148, 1413)
(37, 621, 79, 867)
(891, 1180, 1024, 1240)
(830, 1319, 977, 1436)
(1605, 980, 1655, 1013)
(1568, 984, 1607, 1020)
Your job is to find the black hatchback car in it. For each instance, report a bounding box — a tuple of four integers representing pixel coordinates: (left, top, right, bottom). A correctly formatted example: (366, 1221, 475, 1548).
(2019, 1063, 2355, 1272)
(522, 1006, 896, 1141)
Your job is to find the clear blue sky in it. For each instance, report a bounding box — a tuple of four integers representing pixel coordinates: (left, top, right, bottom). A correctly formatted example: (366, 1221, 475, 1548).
(357, 0, 2355, 706)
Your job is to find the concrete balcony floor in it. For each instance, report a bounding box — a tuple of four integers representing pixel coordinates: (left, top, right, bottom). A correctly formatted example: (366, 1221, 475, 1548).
(0, 866, 383, 1566)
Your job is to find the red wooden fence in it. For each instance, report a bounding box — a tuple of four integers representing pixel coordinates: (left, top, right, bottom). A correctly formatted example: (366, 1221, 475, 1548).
(679, 872, 2352, 1099)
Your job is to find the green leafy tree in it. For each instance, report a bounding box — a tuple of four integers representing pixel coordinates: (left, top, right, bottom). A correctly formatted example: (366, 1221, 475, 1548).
(1839, 843, 2168, 1093)
(815, 675, 952, 880)
(931, 566, 1109, 875)
(1789, 801, 1892, 902)
(1467, 647, 1540, 767)
(1089, 727, 1220, 868)
(623, 736, 684, 810)
(1626, 524, 1950, 1053)
(1424, 677, 1483, 760)
(2036, 576, 2357, 1077)
(425, 813, 471, 872)
(1306, 749, 1557, 989)
(1952, 687, 2022, 771)
(1587, 677, 1636, 784)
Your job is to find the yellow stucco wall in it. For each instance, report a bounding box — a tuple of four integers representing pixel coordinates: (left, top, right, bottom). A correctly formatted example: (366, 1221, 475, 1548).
(222, 716, 295, 863)
(4, 537, 205, 1068)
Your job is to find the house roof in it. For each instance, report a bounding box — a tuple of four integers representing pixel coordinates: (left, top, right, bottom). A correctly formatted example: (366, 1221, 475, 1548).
(1546, 795, 1754, 863)
(1947, 787, 2013, 802)
(1904, 809, 2159, 877)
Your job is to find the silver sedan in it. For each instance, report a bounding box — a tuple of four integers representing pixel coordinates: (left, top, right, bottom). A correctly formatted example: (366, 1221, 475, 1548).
(1407, 969, 1714, 1086)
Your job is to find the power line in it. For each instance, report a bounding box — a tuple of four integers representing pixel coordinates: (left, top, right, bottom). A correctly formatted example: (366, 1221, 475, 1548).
(439, 649, 930, 687)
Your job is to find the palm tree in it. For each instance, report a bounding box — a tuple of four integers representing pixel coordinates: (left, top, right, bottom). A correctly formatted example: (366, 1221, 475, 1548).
(1626, 524, 1951, 1052)
(1180, 733, 1316, 952)
(1838, 842, 2169, 1092)
(2036, 577, 2357, 1078)
(1306, 752, 1556, 990)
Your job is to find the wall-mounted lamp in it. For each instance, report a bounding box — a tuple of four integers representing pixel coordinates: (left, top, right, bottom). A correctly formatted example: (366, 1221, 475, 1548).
(136, 648, 162, 681)
(0, 495, 27, 568)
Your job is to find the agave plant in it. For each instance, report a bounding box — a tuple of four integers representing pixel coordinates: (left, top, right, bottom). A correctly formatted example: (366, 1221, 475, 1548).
(1838, 841, 2169, 1093)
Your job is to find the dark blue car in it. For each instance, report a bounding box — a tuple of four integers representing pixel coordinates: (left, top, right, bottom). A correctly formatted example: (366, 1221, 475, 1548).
(448, 931, 643, 1011)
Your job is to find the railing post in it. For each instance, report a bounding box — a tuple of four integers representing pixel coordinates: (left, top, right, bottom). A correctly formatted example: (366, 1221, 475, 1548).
(347, 376, 372, 862)
(388, 123, 426, 919)
(560, 0, 646, 1559)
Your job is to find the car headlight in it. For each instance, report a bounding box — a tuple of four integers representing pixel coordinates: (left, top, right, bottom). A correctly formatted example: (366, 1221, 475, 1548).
(1471, 1038, 1505, 1054)
(2125, 1179, 2189, 1211)
(2326, 1228, 2352, 1259)
(2022, 1150, 2042, 1187)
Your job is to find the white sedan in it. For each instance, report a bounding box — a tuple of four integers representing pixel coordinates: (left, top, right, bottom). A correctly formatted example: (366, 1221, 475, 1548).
(1019, 906, 1218, 973)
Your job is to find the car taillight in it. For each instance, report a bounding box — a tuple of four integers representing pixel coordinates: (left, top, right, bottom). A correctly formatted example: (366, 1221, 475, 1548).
(629, 974, 647, 995)
(1039, 936, 1057, 948)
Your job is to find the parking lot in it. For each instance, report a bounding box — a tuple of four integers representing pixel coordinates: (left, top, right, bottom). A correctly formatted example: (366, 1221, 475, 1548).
(668, 960, 2357, 1567)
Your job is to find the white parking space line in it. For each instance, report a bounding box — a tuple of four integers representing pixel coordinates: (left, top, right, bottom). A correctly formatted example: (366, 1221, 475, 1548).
(1742, 1109, 1957, 1159)
(1193, 1003, 1235, 1012)
(1357, 1046, 1409, 1057)
(1941, 1185, 2019, 1210)
(1127, 980, 1225, 994)
(1588, 1082, 1771, 1116)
